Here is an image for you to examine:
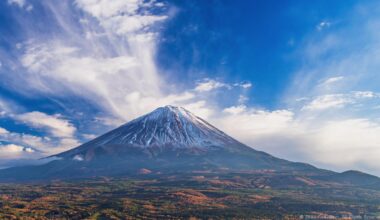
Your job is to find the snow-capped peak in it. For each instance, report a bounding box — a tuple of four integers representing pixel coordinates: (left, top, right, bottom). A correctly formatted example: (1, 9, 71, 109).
(95, 105, 236, 148)
(56, 105, 243, 159)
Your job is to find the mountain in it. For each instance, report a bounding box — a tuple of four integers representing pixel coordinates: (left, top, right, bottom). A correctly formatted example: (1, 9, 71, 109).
(54, 105, 248, 160)
(0, 105, 366, 182)
(49, 105, 316, 173)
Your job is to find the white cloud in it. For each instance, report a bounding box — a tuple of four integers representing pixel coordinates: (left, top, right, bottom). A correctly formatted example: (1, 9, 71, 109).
(0, 126, 80, 157)
(15, 111, 77, 138)
(24, 147, 35, 153)
(223, 105, 247, 115)
(317, 21, 331, 31)
(0, 101, 82, 159)
(353, 91, 376, 98)
(0, 144, 34, 158)
(1, 132, 48, 148)
(82, 133, 97, 140)
(306, 119, 380, 169)
(301, 91, 378, 111)
(320, 76, 344, 86)
(0, 109, 80, 155)
(73, 154, 84, 161)
(213, 104, 380, 174)
(0, 144, 25, 153)
(75, 0, 139, 18)
(58, 138, 81, 150)
(0, 97, 20, 115)
(238, 95, 248, 104)
(19, 41, 164, 119)
(75, 0, 167, 35)
(155, 2, 165, 7)
(195, 79, 251, 92)
(236, 82, 252, 89)
(219, 106, 294, 137)
(181, 100, 214, 119)
(0, 127, 9, 135)
(195, 79, 231, 92)
(94, 116, 126, 127)
(302, 94, 352, 111)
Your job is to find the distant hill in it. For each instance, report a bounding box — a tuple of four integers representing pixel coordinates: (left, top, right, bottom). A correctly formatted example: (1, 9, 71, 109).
(325, 170, 380, 187)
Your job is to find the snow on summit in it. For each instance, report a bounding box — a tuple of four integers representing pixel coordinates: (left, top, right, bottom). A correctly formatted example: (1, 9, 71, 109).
(56, 106, 243, 160)
(97, 105, 235, 148)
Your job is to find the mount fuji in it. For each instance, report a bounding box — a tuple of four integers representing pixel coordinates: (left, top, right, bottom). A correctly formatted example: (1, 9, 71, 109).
(49, 105, 315, 173)
(0, 106, 375, 183)
(55, 105, 248, 160)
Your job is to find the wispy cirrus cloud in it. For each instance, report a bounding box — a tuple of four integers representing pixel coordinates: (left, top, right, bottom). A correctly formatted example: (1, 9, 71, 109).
(75, 0, 167, 36)
(0, 0, 219, 159)
(195, 79, 252, 92)
(302, 94, 352, 111)
(318, 76, 344, 88)
(8, 0, 212, 123)
(194, 79, 231, 92)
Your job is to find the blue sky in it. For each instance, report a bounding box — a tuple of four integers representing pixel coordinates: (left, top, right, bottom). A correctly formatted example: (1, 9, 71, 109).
(1, 0, 380, 175)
